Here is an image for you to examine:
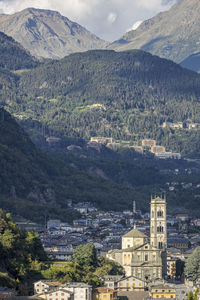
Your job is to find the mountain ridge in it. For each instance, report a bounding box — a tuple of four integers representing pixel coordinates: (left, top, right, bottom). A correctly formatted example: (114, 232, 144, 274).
(109, 0, 200, 69)
(0, 8, 108, 59)
(4, 48, 200, 156)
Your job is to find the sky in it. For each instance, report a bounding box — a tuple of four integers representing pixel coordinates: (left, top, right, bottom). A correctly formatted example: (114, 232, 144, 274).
(0, 0, 179, 41)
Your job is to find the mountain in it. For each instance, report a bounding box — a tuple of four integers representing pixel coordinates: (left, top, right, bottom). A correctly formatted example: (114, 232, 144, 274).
(7, 49, 200, 156)
(109, 0, 200, 71)
(0, 31, 39, 70)
(0, 8, 108, 59)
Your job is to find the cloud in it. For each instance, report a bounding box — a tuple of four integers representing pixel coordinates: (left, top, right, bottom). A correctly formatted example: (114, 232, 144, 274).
(0, 0, 179, 41)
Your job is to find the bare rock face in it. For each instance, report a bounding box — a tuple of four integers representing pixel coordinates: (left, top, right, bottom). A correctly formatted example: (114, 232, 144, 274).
(0, 8, 108, 59)
(109, 0, 200, 64)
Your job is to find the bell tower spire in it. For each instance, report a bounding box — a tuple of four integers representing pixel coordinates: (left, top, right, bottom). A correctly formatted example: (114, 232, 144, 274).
(150, 194, 167, 250)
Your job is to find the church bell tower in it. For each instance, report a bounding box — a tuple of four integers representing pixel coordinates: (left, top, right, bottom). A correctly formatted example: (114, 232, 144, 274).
(150, 194, 167, 250)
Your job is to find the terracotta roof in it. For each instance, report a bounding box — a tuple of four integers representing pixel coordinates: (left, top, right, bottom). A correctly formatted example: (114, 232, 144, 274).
(123, 228, 147, 238)
(94, 287, 115, 293)
(118, 291, 149, 300)
(46, 282, 60, 287)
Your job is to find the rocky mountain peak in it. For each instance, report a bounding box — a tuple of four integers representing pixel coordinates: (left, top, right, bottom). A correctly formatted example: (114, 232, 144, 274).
(109, 0, 200, 69)
(0, 8, 108, 59)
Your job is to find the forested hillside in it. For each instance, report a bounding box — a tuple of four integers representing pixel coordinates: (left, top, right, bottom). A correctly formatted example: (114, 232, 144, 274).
(4, 49, 200, 156)
(0, 31, 39, 70)
(0, 108, 160, 221)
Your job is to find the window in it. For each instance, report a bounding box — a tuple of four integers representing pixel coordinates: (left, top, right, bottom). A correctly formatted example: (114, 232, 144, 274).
(37, 289, 39, 292)
(157, 210, 163, 217)
(61, 293, 64, 296)
(157, 226, 164, 233)
(145, 255, 148, 261)
(158, 242, 163, 249)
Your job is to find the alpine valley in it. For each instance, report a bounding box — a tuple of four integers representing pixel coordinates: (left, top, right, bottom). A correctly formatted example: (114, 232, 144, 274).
(1, 1, 200, 223)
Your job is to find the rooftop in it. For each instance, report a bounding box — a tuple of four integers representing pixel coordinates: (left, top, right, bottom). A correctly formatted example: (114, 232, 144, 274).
(123, 228, 147, 239)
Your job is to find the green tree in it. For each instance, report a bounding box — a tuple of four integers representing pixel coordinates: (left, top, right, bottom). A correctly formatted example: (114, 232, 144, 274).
(188, 291, 194, 300)
(73, 243, 97, 268)
(185, 247, 200, 282)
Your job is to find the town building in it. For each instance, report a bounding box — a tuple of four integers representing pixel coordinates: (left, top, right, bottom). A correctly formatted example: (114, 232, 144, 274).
(90, 137, 113, 145)
(149, 285, 176, 299)
(45, 288, 73, 300)
(34, 281, 61, 294)
(142, 140, 156, 148)
(151, 146, 166, 154)
(92, 287, 117, 300)
(34, 281, 92, 300)
(154, 152, 181, 160)
(107, 196, 167, 282)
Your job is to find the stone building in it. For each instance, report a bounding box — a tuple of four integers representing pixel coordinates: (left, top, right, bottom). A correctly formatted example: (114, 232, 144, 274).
(107, 196, 167, 282)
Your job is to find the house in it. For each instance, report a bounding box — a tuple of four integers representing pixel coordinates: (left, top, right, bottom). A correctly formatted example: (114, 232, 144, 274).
(34, 281, 61, 294)
(103, 275, 124, 289)
(167, 238, 190, 250)
(45, 288, 73, 300)
(62, 282, 92, 300)
(149, 285, 176, 299)
(34, 281, 92, 300)
(166, 255, 176, 280)
(92, 287, 117, 300)
(117, 276, 146, 292)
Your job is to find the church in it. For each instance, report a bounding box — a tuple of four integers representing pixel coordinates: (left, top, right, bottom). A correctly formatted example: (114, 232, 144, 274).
(107, 195, 167, 282)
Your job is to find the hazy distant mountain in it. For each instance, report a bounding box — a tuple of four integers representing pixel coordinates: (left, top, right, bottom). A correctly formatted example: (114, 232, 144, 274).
(109, 0, 200, 70)
(0, 8, 108, 59)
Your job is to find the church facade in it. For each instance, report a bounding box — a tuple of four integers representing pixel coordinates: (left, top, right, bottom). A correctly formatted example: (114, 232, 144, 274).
(107, 195, 167, 282)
